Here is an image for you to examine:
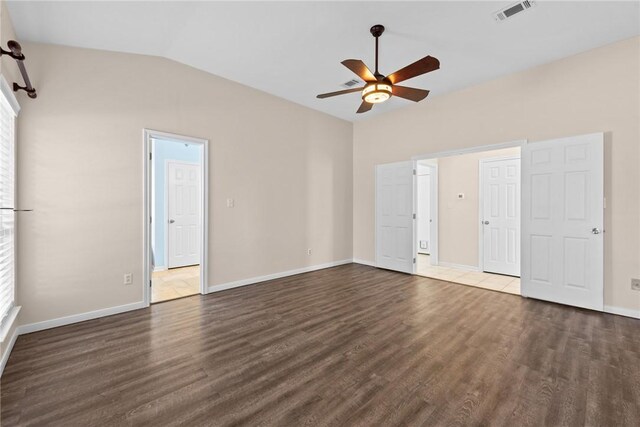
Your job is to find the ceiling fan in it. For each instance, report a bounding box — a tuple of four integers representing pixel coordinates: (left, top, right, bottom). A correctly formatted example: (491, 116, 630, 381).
(317, 24, 440, 114)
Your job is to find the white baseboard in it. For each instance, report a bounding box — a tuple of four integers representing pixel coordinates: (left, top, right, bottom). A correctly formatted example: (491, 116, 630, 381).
(437, 261, 480, 272)
(17, 301, 147, 335)
(604, 305, 640, 319)
(208, 259, 353, 293)
(0, 327, 18, 377)
(352, 258, 376, 267)
(153, 266, 167, 272)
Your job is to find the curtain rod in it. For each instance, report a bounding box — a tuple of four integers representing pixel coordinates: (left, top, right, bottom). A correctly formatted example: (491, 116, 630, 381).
(0, 40, 36, 99)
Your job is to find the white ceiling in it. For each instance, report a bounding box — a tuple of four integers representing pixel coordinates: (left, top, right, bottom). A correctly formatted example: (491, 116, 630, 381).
(7, 1, 640, 121)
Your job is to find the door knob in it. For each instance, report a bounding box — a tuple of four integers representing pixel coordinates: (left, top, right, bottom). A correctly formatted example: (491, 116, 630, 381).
(169, 219, 175, 224)
(591, 227, 600, 234)
(483, 221, 490, 225)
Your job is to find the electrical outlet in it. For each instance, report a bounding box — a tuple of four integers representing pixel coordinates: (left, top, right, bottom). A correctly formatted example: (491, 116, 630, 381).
(124, 273, 133, 285)
(307, 248, 312, 255)
(631, 278, 640, 291)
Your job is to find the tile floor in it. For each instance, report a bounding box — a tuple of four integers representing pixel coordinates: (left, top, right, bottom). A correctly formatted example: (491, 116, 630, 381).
(152, 265, 200, 303)
(417, 254, 520, 295)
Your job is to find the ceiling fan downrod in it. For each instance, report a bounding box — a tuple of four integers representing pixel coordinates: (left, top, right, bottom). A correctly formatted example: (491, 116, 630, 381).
(370, 24, 385, 79)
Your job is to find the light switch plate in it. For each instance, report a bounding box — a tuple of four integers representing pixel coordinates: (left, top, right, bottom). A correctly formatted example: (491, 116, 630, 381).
(124, 273, 133, 285)
(226, 198, 234, 208)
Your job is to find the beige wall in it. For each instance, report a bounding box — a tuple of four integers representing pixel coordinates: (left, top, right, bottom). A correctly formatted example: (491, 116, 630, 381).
(435, 147, 520, 268)
(354, 36, 640, 313)
(15, 42, 353, 326)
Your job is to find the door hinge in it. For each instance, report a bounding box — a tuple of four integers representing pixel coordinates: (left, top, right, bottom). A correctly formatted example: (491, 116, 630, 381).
(149, 152, 152, 160)
(413, 213, 416, 219)
(413, 257, 416, 264)
(413, 169, 416, 175)
(149, 280, 152, 287)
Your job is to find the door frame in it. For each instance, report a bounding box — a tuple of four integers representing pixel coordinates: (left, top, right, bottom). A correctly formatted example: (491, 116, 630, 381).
(411, 139, 527, 268)
(414, 162, 439, 266)
(478, 155, 521, 274)
(143, 129, 209, 307)
(165, 160, 201, 270)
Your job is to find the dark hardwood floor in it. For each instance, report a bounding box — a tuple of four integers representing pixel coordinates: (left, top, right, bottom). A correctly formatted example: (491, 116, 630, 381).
(2, 264, 639, 426)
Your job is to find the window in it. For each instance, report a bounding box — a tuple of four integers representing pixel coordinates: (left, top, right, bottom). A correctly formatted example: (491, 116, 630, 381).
(0, 77, 18, 325)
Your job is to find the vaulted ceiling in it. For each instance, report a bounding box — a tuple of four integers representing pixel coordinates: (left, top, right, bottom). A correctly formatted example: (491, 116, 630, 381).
(7, 1, 640, 121)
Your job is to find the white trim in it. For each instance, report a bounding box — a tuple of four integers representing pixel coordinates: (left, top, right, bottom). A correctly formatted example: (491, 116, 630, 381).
(412, 160, 417, 274)
(143, 129, 210, 307)
(0, 305, 20, 342)
(478, 155, 521, 273)
(415, 162, 439, 266)
(412, 139, 527, 162)
(604, 305, 640, 320)
(431, 164, 438, 265)
(352, 258, 375, 267)
(0, 326, 18, 377)
(150, 138, 157, 269)
(153, 266, 168, 273)
(437, 261, 481, 272)
(0, 75, 20, 115)
(17, 301, 146, 335)
(208, 259, 353, 293)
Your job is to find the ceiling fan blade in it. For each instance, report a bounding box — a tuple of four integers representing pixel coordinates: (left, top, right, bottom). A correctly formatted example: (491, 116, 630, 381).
(341, 59, 376, 82)
(316, 87, 364, 99)
(387, 56, 440, 85)
(356, 101, 373, 114)
(392, 85, 430, 102)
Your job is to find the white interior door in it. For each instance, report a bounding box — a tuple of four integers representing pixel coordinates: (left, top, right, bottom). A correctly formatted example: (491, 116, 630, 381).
(168, 162, 201, 268)
(376, 161, 415, 274)
(521, 133, 604, 311)
(481, 157, 521, 276)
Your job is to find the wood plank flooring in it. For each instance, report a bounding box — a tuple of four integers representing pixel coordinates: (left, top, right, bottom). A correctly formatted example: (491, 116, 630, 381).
(2, 264, 639, 426)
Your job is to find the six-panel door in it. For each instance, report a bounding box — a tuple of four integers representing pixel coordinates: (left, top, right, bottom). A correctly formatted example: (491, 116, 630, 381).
(481, 157, 521, 276)
(168, 162, 201, 269)
(375, 161, 414, 274)
(521, 133, 604, 311)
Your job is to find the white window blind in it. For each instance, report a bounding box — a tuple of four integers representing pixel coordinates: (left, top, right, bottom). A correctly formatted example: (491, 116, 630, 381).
(0, 85, 16, 324)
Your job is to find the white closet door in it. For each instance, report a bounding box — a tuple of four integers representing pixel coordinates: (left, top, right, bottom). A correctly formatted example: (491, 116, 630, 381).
(481, 157, 521, 276)
(521, 133, 604, 311)
(376, 161, 414, 274)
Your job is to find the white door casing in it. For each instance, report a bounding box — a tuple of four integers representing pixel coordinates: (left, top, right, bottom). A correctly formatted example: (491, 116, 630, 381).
(481, 157, 521, 276)
(168, 161, 201, 268)
(521, 133, 604, 311)
(376, 161, 415, 274)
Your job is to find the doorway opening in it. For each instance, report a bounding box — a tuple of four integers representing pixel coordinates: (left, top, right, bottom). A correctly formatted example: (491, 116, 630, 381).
(415, 145, 521, 295)
(376, 133, 604, 311)
(143, 129, 208, 305)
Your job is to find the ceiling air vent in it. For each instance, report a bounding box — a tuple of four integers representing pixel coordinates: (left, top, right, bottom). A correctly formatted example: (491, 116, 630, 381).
(494, 0, 535, 22)
(341, 79, 361, 88)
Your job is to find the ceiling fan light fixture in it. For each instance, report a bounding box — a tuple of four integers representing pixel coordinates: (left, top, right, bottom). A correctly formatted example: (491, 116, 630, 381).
(316, 24, 439, 113)
(362, 82, 392, 104)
